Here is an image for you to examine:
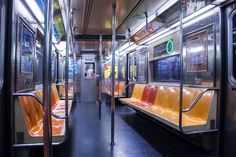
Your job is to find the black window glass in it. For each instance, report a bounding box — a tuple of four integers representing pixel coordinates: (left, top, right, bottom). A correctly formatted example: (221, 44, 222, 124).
(233, 15, 236, 79)
(154, 56, 180, 81)
(20, 23, 34, 73)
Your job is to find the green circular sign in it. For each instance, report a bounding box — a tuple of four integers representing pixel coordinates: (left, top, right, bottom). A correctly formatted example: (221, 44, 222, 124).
(166, 39, 174, 54)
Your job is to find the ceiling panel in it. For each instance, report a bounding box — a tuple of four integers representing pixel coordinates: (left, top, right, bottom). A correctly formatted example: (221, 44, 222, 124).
(71, 0, 171, 53)
(72, 0, 142, 34)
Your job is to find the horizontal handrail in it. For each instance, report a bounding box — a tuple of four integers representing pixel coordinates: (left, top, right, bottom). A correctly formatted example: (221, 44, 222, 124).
(13, 93, 67, 119)
(182, 87, 219, 113)
(13, 93, 43, 105)
(55, 83, 74, 93)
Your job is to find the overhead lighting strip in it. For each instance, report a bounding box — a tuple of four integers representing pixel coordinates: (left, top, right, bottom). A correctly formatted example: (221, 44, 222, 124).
(131, 0, 179, 36)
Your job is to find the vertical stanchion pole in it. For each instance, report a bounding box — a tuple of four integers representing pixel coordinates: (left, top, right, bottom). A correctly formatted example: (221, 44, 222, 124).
(99, 34, 103, 120)
(43, 0, 53, 156)
(65, 0, 71, 138)
(179, 1, 184, 132)
(111, 0, 116, 145)
(73, 53, 76, 94)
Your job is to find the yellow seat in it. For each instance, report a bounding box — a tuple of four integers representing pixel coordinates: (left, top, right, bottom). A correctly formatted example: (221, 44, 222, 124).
(123, 84, 145, 102)
(149, 86, 214, 127)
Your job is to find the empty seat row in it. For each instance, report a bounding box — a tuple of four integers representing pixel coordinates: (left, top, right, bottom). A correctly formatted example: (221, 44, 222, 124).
(17, 85, 73, 139)
(120, 84, 217, 132)
(102, 81, 125, 97)
(60, 83, 74, 98)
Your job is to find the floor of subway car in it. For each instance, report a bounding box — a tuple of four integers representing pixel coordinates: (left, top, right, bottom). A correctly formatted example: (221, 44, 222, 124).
(52, 97, 215, 157)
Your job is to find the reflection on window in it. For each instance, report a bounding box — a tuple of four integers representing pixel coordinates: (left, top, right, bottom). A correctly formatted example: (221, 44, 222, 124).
(154, 56, 180, 81)
(186, 31, 208, 72)
(133, 54, 138, 82)
(51, 53, 57, 83)
(138, 52, 147, 82)
(59, 57, 65, 81)
(84, 62, 95, 79)
(128, 54, 133, 80)
(119, 55, 126, 81)
(20, 22, 34, 73)
(104, 63, 111, 79)
(35, 40, 43, 83)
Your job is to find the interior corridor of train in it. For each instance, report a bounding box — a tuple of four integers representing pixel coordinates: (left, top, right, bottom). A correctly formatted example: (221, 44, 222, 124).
(1, 0, 236, 157)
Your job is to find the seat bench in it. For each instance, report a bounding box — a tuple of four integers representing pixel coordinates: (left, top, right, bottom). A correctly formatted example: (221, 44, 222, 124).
(120, 84, 217, 132)
(102, 81, 125, 97)
(18, 95, 65, 137)
(14, 85, 73, 144)
(59, 83, 74, 98)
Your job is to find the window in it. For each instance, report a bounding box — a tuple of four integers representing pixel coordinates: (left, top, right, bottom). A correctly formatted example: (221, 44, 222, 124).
(104, 63, 111, 79)
(51, 52, 57, 83)
(138, 52, 148, 82)
(128, 54, 133, 81)
(34, 40, 43, 83)
(153, 56, 180, 81)
(118, 55, 126, 81)
(84, 62, 95, 79)
(58, 56, 65, 81)
(19, 21, 34, 73)
(186, 31, 208, 72)
(133, 53, 138, 82)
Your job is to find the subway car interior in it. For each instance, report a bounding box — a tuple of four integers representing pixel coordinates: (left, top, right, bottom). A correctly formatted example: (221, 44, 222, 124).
(1, 0, 236, 157)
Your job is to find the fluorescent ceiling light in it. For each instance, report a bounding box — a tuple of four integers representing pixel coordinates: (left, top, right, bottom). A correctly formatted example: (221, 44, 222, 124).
(131, 0, 178, 36)
(139, 4, 216, 45)
(119, 42, 134, 52)
(182, 4, 215, 24)
(156, 0, 178, 16)
(183, 8, 215, 27)
(146, 28, 178, 45)
(55, 41, 66, 51)
(25, 0, 44, 23)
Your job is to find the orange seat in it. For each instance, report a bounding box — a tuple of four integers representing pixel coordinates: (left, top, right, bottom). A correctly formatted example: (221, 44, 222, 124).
(60, 84, 74, 97)
(149, 87, 214, 127)
(121, 84, 215, 129)
(114, 82, 125, 95)
(18, 96, 65, 137)
(121, 84, 145, 103)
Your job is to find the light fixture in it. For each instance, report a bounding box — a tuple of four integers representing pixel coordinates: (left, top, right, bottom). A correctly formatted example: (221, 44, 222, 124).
(139, 4, 216, 45)
(25, 0, 44, 23)
(182, 4, 215, 26)
(131, 0, 178, 36)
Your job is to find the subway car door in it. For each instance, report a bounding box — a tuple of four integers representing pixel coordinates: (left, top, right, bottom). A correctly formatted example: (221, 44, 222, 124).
(80, 54, 99, 102)
(224, 3, 236, 157)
